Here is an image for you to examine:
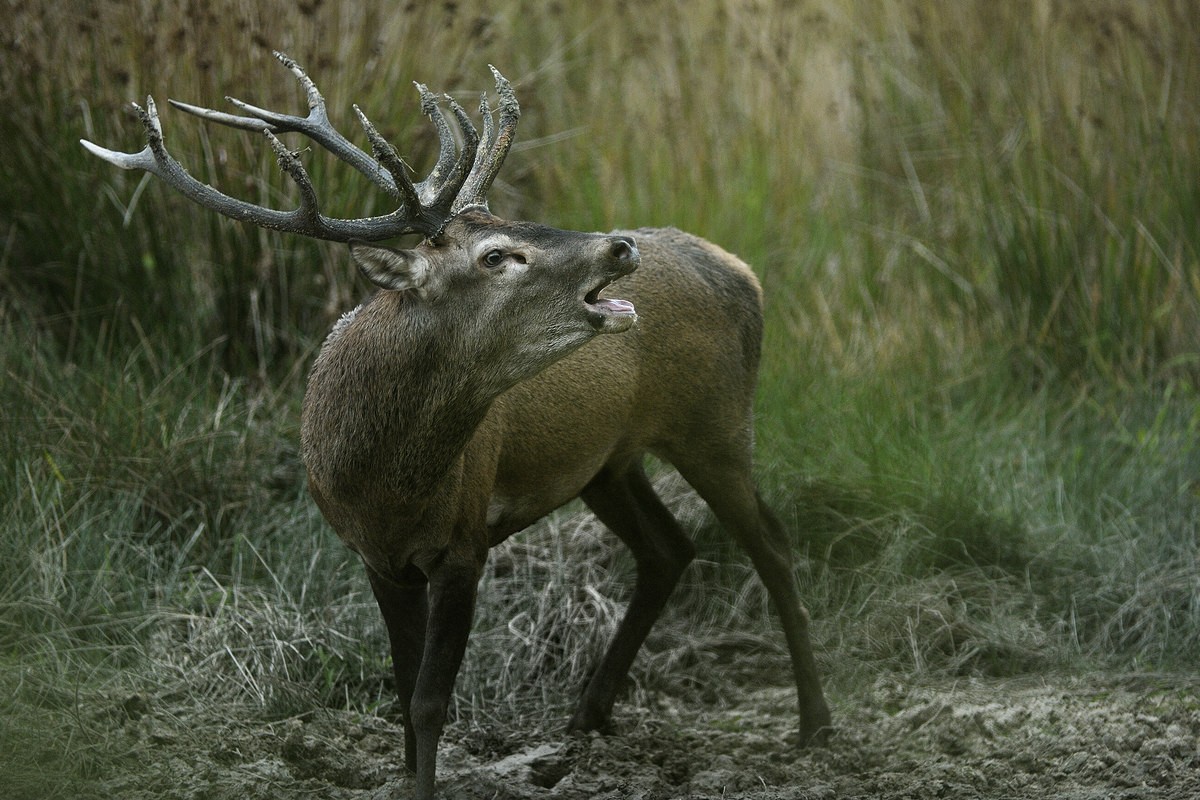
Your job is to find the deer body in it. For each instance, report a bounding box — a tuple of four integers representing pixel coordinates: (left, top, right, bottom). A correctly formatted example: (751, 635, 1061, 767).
(306, 224, 758, 559)
(83, 54, 831, 800)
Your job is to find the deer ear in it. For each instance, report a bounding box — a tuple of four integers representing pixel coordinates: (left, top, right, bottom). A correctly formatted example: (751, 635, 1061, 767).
(349, 241, 430, 293)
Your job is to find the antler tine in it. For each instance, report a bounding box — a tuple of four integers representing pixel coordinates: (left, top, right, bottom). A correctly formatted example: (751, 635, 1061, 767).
(421, 93, 482, 217)
(413, 88, 483, 215)
(263, 128, 321, 227)
(353, 105, 425, 223)
(415, 83, 459, 191)
(452, 66, 521, 214)
(168, 51, 398, 198)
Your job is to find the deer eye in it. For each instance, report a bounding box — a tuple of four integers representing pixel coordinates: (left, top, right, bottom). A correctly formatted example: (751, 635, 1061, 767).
(482, 249, 505, 268)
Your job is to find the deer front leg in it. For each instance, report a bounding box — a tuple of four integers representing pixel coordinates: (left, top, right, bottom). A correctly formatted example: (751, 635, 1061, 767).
(408, 560, 482, 800)
(366, 565, 428, 772)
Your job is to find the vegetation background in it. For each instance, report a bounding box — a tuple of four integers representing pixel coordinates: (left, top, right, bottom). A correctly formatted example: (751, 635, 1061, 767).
(1, 0, 1197, 796)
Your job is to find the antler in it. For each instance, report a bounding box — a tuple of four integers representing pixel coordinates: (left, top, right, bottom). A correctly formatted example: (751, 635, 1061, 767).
(79, 51, 520, 241)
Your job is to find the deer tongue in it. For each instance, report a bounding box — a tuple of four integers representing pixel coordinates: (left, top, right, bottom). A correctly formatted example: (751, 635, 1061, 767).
(585, 294, 637, 332)
(589, 297, 635, 315)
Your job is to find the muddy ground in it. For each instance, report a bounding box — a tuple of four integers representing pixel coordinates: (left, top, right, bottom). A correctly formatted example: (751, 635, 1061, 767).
(91, 673, 1198, 800)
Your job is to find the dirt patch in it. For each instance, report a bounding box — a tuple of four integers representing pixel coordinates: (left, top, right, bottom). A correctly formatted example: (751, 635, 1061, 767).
(91, 674, 1198, 799)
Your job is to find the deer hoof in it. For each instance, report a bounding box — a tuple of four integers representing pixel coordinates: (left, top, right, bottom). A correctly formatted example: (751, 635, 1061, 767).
(566, 707, 613, 735)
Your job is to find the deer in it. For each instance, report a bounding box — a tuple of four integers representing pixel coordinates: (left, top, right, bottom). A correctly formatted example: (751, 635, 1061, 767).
(81, 51, 832, 799)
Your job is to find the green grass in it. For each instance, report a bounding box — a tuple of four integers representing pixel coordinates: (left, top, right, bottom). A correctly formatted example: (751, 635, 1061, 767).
(2, 0, 1199, 793)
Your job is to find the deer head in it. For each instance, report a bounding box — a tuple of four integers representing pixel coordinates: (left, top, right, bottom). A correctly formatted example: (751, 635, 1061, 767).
(347, 212, 638, 392)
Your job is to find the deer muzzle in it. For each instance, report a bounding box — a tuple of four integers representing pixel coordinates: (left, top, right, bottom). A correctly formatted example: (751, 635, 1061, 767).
(585, 236, 639, 333)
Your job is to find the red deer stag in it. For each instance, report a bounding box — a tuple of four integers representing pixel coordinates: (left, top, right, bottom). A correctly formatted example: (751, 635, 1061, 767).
(82, 52, 831, 799)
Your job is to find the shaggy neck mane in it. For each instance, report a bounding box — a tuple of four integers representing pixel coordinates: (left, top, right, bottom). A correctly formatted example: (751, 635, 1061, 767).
(300, 293, 493, 503)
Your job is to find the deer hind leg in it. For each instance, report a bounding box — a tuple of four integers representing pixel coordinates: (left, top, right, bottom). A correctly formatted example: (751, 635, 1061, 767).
(671, 454, 833, 746)
(569, 460, 696, 733)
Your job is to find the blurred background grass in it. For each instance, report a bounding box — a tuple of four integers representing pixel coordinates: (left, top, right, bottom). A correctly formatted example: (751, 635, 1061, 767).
(2, 0, 1199, 794)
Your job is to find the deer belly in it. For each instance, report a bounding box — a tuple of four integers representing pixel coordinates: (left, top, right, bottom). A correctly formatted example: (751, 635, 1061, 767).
(486, 339, 641, 540)
(486, 448, 610, 541)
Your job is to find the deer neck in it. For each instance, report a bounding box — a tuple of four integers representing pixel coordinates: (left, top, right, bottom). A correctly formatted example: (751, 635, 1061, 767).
(300, 295, 499, 505)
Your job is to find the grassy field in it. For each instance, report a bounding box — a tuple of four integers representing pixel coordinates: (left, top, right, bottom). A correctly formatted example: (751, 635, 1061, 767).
(2, 1, 1198, 796)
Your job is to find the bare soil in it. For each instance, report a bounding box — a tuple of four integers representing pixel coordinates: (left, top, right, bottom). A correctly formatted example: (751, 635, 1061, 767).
(92, 673, 1199, 800)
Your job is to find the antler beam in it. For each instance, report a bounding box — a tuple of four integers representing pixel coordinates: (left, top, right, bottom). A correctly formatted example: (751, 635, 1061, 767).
(80, 51, 520, 241)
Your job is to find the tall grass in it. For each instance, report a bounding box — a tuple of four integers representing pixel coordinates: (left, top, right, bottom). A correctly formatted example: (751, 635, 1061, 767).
(2, 0, 1199, 791)
(846, 1, 1200, 382)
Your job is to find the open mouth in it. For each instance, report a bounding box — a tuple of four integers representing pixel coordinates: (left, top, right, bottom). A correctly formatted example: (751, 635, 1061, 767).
(584, 281, 637, 332)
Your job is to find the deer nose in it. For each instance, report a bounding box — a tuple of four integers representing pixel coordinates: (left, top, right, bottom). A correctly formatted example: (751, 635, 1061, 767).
(609, 236, 638, 262)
